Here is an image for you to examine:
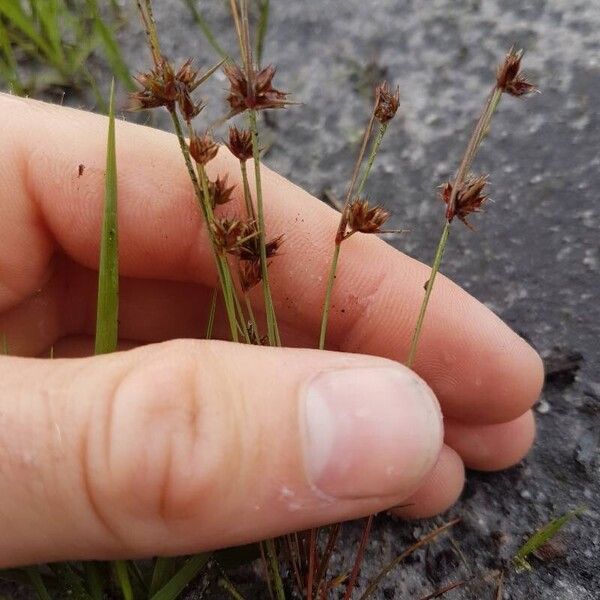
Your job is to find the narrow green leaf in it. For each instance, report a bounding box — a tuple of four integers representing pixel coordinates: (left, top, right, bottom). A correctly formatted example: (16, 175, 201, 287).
(0, 2, 53, 58)
(181, 0, 228, 60)
(51, 563, 93, 600)
(26, 567, 52, 600)
(150, 554, 210, 600)
(255, 0, 270, 66)
(514, 507, 585, 571)
(95, 79, 119, 355)
(84, 562, 105, 600)
(114, 561, 133, 600)
(86, 0, 134, 91)
(149, 558, 177, 597)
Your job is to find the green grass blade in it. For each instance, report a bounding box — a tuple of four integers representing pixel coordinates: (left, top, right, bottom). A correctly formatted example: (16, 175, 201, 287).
(114, 561, 133, 600)
(255, 0, 270, 66)
(514, 507, 585, 571)
(51, 563, 93, 600)
(0, 2, 53, 60)
(149, 558, 177, 597)
(26, 567, 52, 600)
(95, 79, 119, 355)
(149, 554, 210, 600)
(84, 563, 105, 600)
(0, 17, 24, 94)
(181, 0, 228, 60)
(86, 0, 134, 91)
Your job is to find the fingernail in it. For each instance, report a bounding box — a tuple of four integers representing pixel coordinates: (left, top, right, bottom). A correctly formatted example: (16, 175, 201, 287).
(302, 366, 442, 499)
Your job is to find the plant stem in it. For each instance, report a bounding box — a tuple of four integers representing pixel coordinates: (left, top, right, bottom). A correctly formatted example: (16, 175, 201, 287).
(264, 539, 285, 600)
(406, 221, 450, 368)
(206, 288, 218, 339)
(168, 109, 239, 341)
(407, 85, 504, 367)
(240, 160, 256, 220)
(358, 518, 460, 600)
(248, 108, 280, 346)
(343, 515, 374, 600)
(318, 243, 340, 350)
(319, 115, 388, 350)
(355, 123, 388, 198)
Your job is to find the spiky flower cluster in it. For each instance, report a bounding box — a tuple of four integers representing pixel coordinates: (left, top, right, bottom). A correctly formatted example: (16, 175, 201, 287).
(211, 217, 283, 289)
(189, 131, 218, 165)
(440, 175, 489, 229)
(496, 48, 537, 97)
(375, 82, 400, 124)
(131, 58, 205, 120)
(227, 126, 254, 161)
(209, 175, 236, 208)
(224, 63, 290, 115)
(344, 199, 390, 238)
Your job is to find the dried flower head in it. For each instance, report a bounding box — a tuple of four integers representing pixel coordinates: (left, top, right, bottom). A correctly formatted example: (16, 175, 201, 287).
(224, 63, 290, 115)
(239, 258, 262, 291)
(130, 57, 205, 119)
(227, 126, 253, 162)
(496, 48, 537, 97)
(209, 174, 236, 208)
(238, 230, 284, 262)
(211, 217, 256, 255)
(440, 174, 489, 228)
(189, 131, 218, 165)
(345, 198, 390, 236)
(375, 81, 400, 123)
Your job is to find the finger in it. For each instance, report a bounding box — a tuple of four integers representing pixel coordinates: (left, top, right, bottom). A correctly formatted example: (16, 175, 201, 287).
(0, 340, 442, 567)
(0, 95, 542, 424)
(444, 411, 536, 471)
(391, 446, 465, 519)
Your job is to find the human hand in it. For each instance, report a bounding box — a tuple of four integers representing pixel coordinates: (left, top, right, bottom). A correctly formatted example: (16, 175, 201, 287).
(0, 95, 542, 566)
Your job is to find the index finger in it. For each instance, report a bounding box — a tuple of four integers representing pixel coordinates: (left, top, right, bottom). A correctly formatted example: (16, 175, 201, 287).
(0, 94, 543, 424)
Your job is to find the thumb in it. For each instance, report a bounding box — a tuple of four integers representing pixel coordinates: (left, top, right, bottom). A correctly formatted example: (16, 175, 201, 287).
(0, 339, 442, 566)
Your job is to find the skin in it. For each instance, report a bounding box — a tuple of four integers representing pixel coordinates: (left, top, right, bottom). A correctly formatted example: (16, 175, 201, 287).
(0, 94, 542, 566)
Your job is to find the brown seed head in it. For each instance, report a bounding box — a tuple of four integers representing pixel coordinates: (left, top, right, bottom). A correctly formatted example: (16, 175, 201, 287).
(209, 174, 236, 208)
(227, 126, 253, 162)
(211, 217, 253, 255)
(238, 229, 284, 262)
(239, 259, 262, 291)
(496, 48, 537, 97)
(189, 131, 218, 165)
(224, 63, 290, 115)
(374, 81, 400, 123)
(440, 174, 489, 229)
(130, 57, 204, 119)
(345, 198, 390, 236)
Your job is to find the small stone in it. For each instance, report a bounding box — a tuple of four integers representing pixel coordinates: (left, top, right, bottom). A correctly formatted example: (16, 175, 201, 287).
(520, 489, 532, 500)
(536, 399, 551, 414)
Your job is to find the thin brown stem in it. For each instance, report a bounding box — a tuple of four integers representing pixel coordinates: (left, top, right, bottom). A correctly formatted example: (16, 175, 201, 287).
(343, 515, 374, 600)
(418, 579, 468, 600)
(314, 523, 342, 596)
(358, 518, 460, 600)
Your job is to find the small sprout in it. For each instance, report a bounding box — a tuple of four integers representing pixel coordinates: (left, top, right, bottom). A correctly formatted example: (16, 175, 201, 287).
(224, 63, 290, 115)
(189, 131, 219, 165)
(345, 198, 390, 237)
(440, 174, 489, 229)
(227, 126, 254, 162)
(209, 174, 236, 208)
(496, 48, 537, 97)
(374, 81, 400, 124)
(513, 507, 585, 572)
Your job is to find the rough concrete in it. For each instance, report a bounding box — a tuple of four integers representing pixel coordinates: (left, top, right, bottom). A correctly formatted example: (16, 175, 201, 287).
(3, 0, 600, 598)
